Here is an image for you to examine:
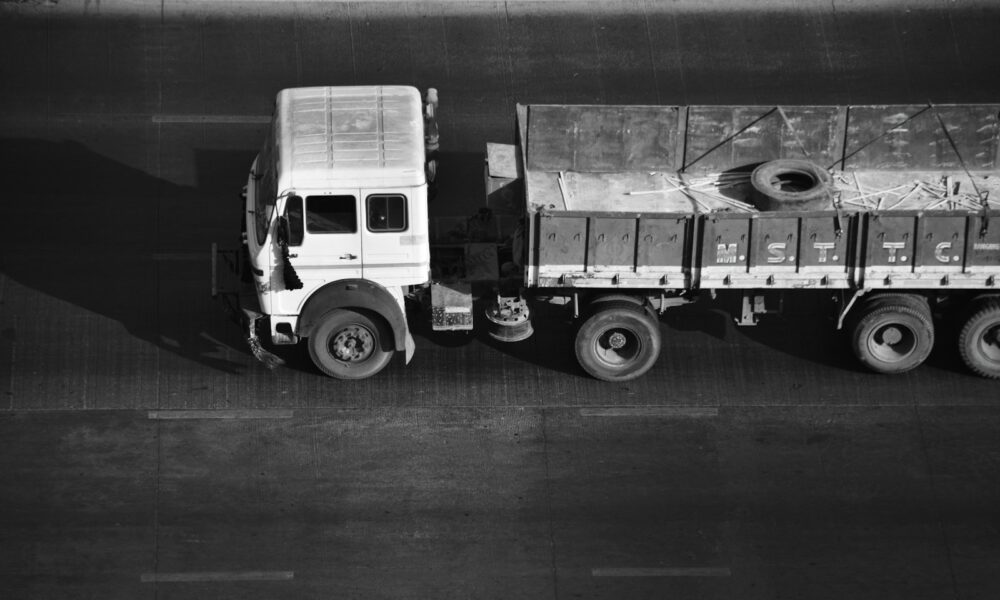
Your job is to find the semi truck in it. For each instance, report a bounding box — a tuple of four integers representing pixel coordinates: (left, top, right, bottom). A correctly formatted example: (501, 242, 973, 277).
(212, 85, 1000, 381)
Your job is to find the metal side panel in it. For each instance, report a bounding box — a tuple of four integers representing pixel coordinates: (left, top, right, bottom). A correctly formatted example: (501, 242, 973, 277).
(748, 215, 800, 273)
(843, 105, 999, 171)
(796, 214, 854, 288)
(636, 216, 690, 277)
(857, 212, 1000, 289)
(683, 105, 842, 173)
(520, 103, 999, 178)
(533, 212, 694, 289)
(915, 214, 966, 272)
(537, 214, 588, 275)
(587, 217, 636, 272)
(526, 105, 680, 173)
(862, 213, 918, 287)
(698, 213, 855, 290)
(968, 215, 1000, 271)
(698, 214, 752, 288)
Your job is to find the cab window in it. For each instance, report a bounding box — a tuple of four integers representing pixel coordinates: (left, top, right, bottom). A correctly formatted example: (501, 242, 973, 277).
(367, 194, 407, 232)
(306, 195, 357, 233)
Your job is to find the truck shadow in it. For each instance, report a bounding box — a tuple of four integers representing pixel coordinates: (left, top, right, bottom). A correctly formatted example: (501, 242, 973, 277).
(662, 295, 865, 373)
(0, 138, 255, 374)
(663, 295, 975, 377)
(404, 298, 585, 378)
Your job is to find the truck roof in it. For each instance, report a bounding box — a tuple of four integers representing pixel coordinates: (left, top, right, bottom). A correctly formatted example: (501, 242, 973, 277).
(276, 86, 425, 190)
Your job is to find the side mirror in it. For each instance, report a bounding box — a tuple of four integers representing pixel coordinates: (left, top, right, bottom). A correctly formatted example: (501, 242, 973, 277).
(280, 195, 305, 246)
(277, 215, 290, 246)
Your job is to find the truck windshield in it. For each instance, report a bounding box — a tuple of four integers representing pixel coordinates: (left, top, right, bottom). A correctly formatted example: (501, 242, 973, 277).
(254, 123, 278, 245)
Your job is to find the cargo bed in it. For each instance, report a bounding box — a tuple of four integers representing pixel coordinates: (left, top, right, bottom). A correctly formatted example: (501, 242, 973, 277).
(517, 102, 1000, 292)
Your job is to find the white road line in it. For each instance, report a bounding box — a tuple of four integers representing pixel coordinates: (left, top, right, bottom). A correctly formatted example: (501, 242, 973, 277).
(140, 571, 294, 583)
(147, 410, 294, 420)
(579, 407, 719, 418)
(592, 567, 732, 577)
(152, 114, 271, 124)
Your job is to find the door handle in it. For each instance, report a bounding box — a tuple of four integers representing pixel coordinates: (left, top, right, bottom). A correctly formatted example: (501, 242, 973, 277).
(287, 253, 298, 258)
(340, 253, 357, 260)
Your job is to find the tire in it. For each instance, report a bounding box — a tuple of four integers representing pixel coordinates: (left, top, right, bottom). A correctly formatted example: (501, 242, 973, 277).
(587, 293, 660, 324)
(958, 300, 1000, 379)
(307, 309, 393, 379)
(850, 300, 934, 374)
(751, 159, 833, 211)
(575, 303, 662, 382)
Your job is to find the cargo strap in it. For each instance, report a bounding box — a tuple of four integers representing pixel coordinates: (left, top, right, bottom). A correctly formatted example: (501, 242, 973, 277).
(928, 101, 990, 237)
(681, 107, 777, 172)
(828, 106, 930, 171)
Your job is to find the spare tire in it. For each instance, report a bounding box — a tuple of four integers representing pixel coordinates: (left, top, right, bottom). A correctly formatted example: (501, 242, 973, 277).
(751, 159, 833, 211)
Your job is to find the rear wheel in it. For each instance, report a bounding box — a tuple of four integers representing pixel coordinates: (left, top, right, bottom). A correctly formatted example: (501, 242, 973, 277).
(850, 296, 934, 374)
(958, 300, 1000, 379)
(575, 303, 662, 382)
(308, 309, 393, 379)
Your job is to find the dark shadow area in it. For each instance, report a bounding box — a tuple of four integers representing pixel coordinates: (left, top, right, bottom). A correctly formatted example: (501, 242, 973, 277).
(0, 138, 255, 374)
(923, 312, 976, 376)
(474, 299, 583, 378)
(427, 151, 488, 218)
(662, 292, 866, 373)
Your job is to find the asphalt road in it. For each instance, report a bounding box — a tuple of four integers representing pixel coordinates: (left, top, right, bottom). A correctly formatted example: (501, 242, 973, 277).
(1, 1, 999, 599)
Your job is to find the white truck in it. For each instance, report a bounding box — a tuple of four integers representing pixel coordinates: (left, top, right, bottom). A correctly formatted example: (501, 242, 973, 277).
(214, 85, 1000, 381)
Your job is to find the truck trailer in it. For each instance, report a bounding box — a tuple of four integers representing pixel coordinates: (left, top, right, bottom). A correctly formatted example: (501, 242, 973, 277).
(213, 85, 1000, 381)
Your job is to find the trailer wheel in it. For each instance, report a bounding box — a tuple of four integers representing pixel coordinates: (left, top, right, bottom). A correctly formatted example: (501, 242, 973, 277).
(575, 304, 662, 382)
(958, 300, 1000, 379)
(308, 309, 393, 379)
(850, 299, 934, 374)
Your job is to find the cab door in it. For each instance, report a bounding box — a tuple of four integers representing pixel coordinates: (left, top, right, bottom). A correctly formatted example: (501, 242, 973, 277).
(274, 192, 362, 315)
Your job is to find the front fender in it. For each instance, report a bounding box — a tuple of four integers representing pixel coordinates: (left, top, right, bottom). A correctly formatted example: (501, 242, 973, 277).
(297, 279, 410, 357)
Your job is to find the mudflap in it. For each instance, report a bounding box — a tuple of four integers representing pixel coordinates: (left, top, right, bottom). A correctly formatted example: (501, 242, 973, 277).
(404, 329, 415, 364)
(212, 242, 285, 370)
(243, 307, 285, 370)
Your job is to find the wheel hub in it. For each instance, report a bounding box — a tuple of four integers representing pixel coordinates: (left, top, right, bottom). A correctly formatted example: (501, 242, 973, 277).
(594, 327, 642, 367)
(870, 322, 917, 363)
(608, 332, 628, 349)
(881, 326, 903, 346)
(332, 326, 373, 362)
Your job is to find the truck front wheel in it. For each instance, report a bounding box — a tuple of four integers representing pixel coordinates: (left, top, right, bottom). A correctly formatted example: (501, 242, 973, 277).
(958, 300, 1000, 379)
(850, 297, 934, 374)
(308, 309, 393, 379)
(575, 304, 662, 382)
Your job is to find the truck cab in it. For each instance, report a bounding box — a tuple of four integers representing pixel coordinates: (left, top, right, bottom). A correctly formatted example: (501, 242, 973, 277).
(241, 85, 435, 378)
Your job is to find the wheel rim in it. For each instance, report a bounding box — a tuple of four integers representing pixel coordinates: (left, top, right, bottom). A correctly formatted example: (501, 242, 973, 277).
(593, 326, 641, 367)
(330, 324, 376, 363)
(867, 322, 917, 363)
(978, 323, 1000, 363)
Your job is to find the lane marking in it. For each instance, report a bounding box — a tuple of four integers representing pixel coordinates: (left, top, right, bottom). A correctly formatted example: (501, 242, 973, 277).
(152, 114, 271, 124)
(147, 410, 294, 420)
(140, 571, 294, 583)
(592, 567, 731, 577)
(580, 407, 719, 418)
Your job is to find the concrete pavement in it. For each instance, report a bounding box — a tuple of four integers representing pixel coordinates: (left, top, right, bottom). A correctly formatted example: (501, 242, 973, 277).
(1, 1, 999, 598)
(3, 405, 999, 599)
